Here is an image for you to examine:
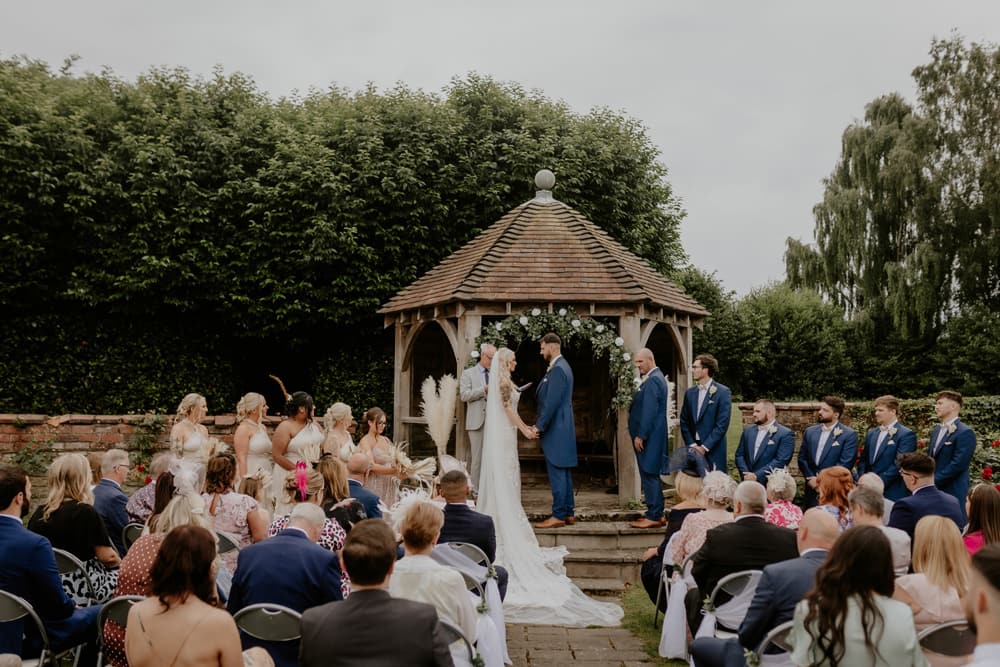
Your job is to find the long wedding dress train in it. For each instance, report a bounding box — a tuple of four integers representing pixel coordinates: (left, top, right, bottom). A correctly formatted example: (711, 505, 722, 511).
(477, 368, 623, 626)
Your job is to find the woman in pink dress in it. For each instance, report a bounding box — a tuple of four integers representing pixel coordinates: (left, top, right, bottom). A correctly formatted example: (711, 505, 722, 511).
(894, 515, 969, 633)
(202, 453, 268, 573)
(764, 468, 803, 529)
(963, 483, 1000, 555)
(670, 470, 737, 566)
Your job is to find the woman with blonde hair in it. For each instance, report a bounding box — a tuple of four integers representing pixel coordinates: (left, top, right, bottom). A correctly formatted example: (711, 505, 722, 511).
(322, 402, 356, 461)
(894, 515, 969, 632)
(233, 392, 271, 482)
(670, 470, 737, 566)
(764, 468, 803, 529)
(170, 393, 210, 464)
(27, 453, 121, 602)
(315, 455, 365, 532)
(817, 465, 854, 531)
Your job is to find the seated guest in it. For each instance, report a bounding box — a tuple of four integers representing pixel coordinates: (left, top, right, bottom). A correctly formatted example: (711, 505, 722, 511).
(849, 486, 911, 576)
(125, 453, 174, 523)
(816, 465, 854, 531)
(889, 452, 964, 539)
(0, 464, 102, 662)
(966, 544, 1000, 666)
(894, 515, 969, 633)
(763, 467, 802, 529)
(317, 455, 367, 533)
(27, 453, 120, 602)
(299, 519, 453, 666)
(125, 526, 266, 667)
(437, 469, 509, 600)
(641, 452, 705, 609)
(347, 452, 383, 519)
(268, 466, 347, 553)
(86, 452, 103, 490)
(104, 493, 213, 667)
(691, 508, 840, 667)
(237, 469, 271, 523)
(688, 481, 798, 633)
(791, 525, 926, 666)
(671, 470, 737, 567)
(229, 503, 343, 667)
(202, 453, 268, 574)
(964, 484, 1000, 556)
(390, 501, 478, 645)
(734, 399, 795, 488)
(858, 472, 894, 526)
(145, 470, 176, 532)
(93, 448, 132, 557)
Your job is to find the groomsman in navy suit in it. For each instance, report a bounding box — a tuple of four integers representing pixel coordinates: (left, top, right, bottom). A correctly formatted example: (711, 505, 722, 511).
(533, 332, 578, 528)
(797, 395, 858, 508)
(628, 348, 669, 529)
(734, 400, 794, 488)
(679, 354, 732, 474)
(856, 395, 916, 501)
(929, 390, 977, 522)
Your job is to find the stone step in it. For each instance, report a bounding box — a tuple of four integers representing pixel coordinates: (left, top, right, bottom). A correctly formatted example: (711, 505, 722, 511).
(534, 520, 664, 550)
(572, 577, 629, 596)
(563, 548, 645, 583)
(525, 508, 645, 523)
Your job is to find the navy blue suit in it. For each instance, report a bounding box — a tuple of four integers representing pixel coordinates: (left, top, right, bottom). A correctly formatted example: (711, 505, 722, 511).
(797, 422, 858, 508)
(348, 479, 382, 519)
(856, 423, 916, 501)
(228, 528, 343, 667)
(0, 515, 102, 658)
(439, 503, 508, 600)
(691, 550, 827, 667)
(536, 355, 577, 520)
(733, 422, 794, 488)
(930, 419, 977, 523)
(93, 478, 129, 556)
(679, 380, 732, 474)
(629, 367, 669, 520)
(887, 485, 964, 540)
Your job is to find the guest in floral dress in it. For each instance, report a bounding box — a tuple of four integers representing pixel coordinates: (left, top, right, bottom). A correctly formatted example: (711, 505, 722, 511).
(817, 465, 855, 531)
(202, 453, 268, 573)
(670, 471, 737, 566)
(764, 468, 803, 529)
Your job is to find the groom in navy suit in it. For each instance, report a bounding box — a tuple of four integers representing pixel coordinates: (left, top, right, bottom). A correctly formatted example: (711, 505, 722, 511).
(856, 395, 916, 501)
(628, 348, 669, 528)
(679, 353, 732, 474)
(929, 390, 977, 522)
(797, 395, 858, 508)
(734, 399, 794, 488)
(533, 332, 577, 528)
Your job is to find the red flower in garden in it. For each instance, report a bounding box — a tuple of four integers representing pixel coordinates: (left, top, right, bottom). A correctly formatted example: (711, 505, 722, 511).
(144, 476, 152, 485)
(984, 468, 994, 481)
(917, 440, 926, 449)
(993, 440, 1000, 448)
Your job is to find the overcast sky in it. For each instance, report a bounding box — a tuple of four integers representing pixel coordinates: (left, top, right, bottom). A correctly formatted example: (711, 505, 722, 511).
(3, 2, 998, 293)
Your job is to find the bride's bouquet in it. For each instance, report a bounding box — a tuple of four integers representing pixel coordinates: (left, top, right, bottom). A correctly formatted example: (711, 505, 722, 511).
(388, 440, 437, 491)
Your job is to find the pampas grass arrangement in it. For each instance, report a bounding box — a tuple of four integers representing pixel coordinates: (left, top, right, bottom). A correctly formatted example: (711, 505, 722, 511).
(420, 374, 458, 458)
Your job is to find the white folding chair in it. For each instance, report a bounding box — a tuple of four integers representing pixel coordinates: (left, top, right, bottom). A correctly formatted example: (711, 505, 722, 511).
(698, 569, 763, 639)
(438, 618, 476, 667)
(755, 619, 796, 666)
(51, 548, 97, 605)
(917, 619, 977, 663)
(215, 531, 241, 556)
(96, 595, 144, 667)
(441, 541, 490, 568)
(652, 531, 683, 628)
(232, 603, 302, 643)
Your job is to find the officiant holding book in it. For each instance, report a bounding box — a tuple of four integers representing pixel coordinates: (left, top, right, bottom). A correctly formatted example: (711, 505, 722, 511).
(460, 343, 496, 490)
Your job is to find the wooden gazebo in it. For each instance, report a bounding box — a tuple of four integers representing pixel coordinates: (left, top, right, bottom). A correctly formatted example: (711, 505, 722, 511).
(379, 171, 709, 502)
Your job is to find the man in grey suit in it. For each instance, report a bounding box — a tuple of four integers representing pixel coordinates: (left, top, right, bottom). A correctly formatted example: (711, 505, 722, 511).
(299, 520, 453, 666)
(459, 343, 495, 490)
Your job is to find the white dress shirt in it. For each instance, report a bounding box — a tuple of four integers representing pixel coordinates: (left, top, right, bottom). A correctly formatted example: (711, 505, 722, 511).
(389, 553, 478, 643)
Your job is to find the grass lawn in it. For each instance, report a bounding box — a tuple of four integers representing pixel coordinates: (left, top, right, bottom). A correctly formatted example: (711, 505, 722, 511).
(620, 585, 688, 667)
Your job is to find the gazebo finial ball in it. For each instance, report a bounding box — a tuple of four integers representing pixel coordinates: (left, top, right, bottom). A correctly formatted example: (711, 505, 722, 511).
(535, 169, 556, 190)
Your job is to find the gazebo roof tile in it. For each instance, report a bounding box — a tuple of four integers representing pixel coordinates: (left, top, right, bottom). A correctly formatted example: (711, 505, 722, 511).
(380, 197, 708, 316)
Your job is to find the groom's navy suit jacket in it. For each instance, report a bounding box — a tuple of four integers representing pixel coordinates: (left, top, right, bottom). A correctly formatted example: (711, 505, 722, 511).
(536, 356, 577, 468)
(628, 367, 668, 475)
(679, 380, 731, 474)
(856, 423, 916, 501)
(797, 422, 858, 508)
(930, 419, 976, 522)
(734, 422, 794, 487)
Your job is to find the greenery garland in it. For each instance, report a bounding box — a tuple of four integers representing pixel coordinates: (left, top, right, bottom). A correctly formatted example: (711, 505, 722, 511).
(471, 307, 637, 409)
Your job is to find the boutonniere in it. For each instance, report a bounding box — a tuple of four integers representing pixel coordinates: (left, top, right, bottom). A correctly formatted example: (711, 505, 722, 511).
(833, 427, 843, 438)
(708, 385, 718, 396)
(768, 425, 778, 435)
(948, 424, 957, 435)
(889, 427, 898, 437)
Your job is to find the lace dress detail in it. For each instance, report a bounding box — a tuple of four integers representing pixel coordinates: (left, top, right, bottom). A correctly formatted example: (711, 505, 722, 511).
(478, 374, 622, 626)
(272, 421, 324, 515)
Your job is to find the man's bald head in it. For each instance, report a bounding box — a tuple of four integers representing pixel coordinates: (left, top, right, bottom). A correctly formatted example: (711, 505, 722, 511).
(635, 348, 656, 376)
(347, 452, 371, 476)
(797, 507, 840, 553)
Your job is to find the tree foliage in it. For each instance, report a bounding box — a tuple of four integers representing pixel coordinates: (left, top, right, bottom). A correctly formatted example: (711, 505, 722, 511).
(0, 60, 686, 414)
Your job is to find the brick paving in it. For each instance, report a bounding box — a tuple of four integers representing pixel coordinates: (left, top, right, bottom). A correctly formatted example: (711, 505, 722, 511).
(506, 624, 657, 666)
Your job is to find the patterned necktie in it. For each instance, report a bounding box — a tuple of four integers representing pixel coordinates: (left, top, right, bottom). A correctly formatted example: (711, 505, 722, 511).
(484, 367, 489, 387)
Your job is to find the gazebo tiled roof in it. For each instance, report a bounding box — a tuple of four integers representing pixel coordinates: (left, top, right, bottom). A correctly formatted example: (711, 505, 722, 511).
(379, 193, 708, 317)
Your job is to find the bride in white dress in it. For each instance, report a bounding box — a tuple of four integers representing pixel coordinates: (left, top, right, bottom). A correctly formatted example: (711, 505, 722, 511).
(478, 347, 623, 626)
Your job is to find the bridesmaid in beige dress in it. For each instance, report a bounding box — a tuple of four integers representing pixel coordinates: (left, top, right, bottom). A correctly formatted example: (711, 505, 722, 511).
(233, 392, 271, 479)
(358, 407, 402, 508)
(170, 394, 209, 465)
(271, 391, 325, 515)
(322, 402, 356, 461)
